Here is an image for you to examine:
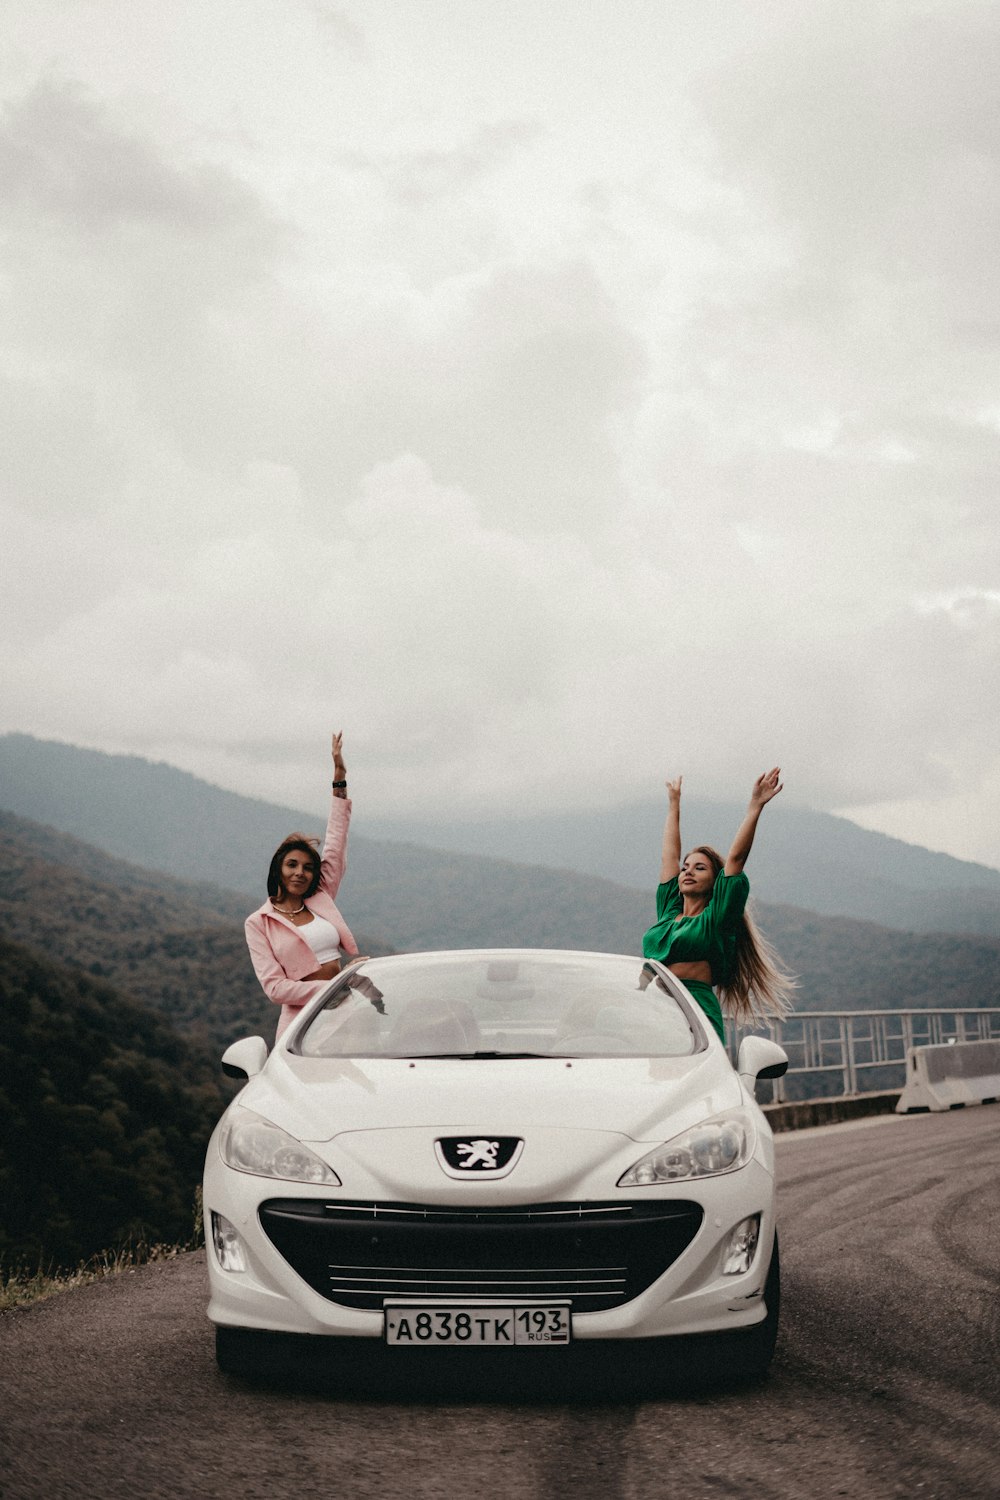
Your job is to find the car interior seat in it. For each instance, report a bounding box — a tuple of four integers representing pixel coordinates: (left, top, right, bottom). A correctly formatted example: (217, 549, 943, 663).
(389, 1001, 482, 1055)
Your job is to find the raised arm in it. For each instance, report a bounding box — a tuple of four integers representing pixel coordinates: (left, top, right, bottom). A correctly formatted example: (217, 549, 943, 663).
(321, 730, 352, 897)
(725, 767, 782, 877)
(659, 776, 683, 883)
(331, 731, 347, 799)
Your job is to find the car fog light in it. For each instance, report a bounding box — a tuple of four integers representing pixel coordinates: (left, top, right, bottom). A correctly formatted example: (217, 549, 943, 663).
(211, 1212, 247, 1273)
(723, 1215, 761, 1276)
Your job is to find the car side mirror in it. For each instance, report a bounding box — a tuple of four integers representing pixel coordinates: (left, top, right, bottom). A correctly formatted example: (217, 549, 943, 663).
(221, 1036, 269, 1080)
(737, 1035, 788, 1085)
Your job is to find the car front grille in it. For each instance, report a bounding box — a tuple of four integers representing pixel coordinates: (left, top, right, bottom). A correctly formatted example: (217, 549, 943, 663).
(258, 1198, 703, 1312)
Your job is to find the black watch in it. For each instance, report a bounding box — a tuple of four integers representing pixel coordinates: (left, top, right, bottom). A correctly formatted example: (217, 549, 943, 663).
(332, 779, 348, 790)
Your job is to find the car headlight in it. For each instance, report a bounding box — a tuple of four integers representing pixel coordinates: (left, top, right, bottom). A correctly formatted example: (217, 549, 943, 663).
(618, 1108, 756, 1186)
(220, 1108, 341, 1185)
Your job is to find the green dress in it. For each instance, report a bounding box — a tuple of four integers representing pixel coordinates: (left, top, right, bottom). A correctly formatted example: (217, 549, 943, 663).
(641, 871, 750, 1043)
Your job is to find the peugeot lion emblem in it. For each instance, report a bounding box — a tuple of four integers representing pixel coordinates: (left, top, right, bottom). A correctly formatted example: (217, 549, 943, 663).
(435, 1136, 524, 1180)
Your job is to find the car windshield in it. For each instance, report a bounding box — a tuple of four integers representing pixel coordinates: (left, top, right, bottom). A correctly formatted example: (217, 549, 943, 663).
(292, 953, 699, 1059)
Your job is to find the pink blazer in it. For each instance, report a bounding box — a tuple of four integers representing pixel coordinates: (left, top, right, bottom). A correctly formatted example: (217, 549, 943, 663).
(245, 793, 360, 1039)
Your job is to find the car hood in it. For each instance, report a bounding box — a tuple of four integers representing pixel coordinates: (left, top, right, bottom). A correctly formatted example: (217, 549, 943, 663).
(237, 1050, 743, 1146)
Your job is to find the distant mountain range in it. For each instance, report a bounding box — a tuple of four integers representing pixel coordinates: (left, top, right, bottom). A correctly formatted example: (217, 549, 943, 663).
(362, 800, 1000, 937)
(0, 807, 389, 1052)
(3, 734, 995, 1275)
(2, 731, 998, 937)
(1, 736, 998, 1017)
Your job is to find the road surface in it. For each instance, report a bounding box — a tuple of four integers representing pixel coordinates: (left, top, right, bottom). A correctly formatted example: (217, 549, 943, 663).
(1, 1107, 997, 1499)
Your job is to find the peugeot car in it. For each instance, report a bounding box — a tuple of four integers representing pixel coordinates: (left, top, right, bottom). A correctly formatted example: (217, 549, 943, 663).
(204, 949, 787, 1382)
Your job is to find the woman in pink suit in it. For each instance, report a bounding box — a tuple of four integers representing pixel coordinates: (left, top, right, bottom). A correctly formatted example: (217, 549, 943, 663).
(245, 732, 361, 1040)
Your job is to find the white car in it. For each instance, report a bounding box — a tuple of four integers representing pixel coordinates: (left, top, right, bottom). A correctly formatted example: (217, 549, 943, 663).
(204, 949, 787, 1384)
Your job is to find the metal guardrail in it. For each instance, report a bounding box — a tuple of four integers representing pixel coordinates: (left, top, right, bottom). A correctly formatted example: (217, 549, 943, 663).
(731, 1009, 1000, 1103)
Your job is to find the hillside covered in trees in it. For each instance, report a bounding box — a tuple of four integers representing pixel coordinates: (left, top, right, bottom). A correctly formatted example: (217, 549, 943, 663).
(2, 808, 998, 1026)
(0, 935, 229, 1272)
(1, 809, 997, 1276)
(3, 732, 999, 938)
(0, 810, 390, 1051)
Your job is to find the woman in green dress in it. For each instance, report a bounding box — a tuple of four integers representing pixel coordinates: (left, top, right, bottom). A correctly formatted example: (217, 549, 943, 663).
(642, 768, 794, 1044)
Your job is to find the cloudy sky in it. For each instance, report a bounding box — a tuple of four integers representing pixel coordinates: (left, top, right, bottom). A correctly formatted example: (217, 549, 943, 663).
(2, 0, 998, 867)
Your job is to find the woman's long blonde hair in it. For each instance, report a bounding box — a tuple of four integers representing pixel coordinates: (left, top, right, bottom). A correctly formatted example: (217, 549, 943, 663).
(693, 845, 796, 1027)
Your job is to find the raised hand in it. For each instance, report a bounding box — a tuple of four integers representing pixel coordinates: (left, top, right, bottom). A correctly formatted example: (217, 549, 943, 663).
(331, 731, 346, 780)
(725, 768, 782, 875)
(665, 774, 683, 799)
(750, 767, 783, 807)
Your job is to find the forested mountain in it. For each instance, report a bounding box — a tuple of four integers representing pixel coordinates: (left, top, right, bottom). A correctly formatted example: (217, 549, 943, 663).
(0, 934, 228, 1271)
(0, 809, 389, 1051)
(1, 808, 997, 1276)
(2, 732, 998, 937)
(2, 808, 998, 1018)
(337, 833, 1000, 1012)
(364, 800, 1000, 936)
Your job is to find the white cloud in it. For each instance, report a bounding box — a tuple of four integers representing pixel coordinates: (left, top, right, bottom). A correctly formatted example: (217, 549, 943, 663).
(2, 2, 999, 868)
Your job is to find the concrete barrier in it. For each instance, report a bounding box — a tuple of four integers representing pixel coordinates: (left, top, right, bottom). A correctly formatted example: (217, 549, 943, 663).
(764, 1091, 901, 1132)
(896, 1040, 1000, 1114)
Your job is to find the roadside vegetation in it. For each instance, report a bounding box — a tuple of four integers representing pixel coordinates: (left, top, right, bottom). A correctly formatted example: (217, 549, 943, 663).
(1, 1228, 201, 1313)
(1, 1186, 204, 1313)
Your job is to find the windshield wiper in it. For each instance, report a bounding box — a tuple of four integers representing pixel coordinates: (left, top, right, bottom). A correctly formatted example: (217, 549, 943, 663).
(400, 1051, 564, 1061)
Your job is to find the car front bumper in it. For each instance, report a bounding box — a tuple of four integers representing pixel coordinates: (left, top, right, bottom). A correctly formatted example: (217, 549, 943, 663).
(205, 1140, 776, 1343)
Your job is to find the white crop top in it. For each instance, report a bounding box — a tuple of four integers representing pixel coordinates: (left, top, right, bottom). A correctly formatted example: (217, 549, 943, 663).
(296, 913, 343, 965)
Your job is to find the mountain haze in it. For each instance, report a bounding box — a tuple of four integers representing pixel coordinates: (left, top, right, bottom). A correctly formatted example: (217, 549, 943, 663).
(1, 759, 998, 1017)
(363, 801, 1000, 936)
(3, 737, 997, 1278)
(2, 733, 998, 937)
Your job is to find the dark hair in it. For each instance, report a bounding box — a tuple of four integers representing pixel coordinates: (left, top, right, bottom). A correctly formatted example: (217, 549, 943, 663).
(689, 845, 795, 1026)
(267, 833, 321, 901)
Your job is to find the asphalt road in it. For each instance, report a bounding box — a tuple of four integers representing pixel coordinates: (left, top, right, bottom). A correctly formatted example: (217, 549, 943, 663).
(2, 1107, 998, 1500)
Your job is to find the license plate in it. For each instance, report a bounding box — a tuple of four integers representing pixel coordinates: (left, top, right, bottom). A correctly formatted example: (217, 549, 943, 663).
(384, 1302, 571, 1346)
